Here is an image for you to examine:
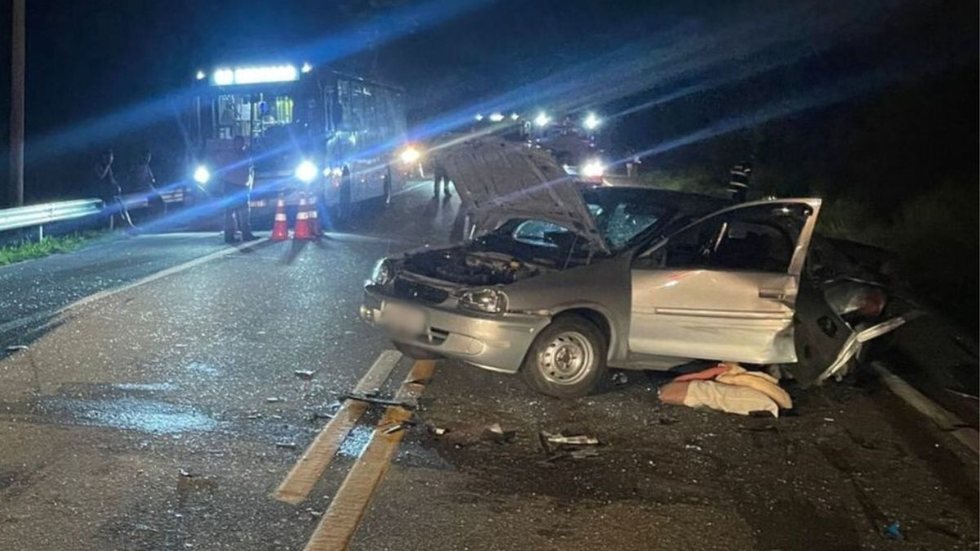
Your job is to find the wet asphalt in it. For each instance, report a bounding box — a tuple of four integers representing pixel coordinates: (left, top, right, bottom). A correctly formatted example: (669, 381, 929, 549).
(0, 185, 977, 550)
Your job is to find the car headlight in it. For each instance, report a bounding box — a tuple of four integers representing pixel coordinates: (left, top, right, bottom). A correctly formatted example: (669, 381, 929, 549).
(193, 165, 211, 185)
(370, 259, 394, 287)
(459, 288, 509, 314)
(399, 146, 421, 165)
(581, 159, 605, 178)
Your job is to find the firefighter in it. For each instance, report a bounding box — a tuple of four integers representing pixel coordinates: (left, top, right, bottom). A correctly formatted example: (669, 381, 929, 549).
(94, 148, 135, 231)
(221, 136, 256, 243)
(727, 161, 752, 202)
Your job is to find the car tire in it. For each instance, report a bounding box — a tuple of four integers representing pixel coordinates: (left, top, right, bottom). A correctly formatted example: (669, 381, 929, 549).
(521, 315, 607, 399)
(393, 341, 443, 360)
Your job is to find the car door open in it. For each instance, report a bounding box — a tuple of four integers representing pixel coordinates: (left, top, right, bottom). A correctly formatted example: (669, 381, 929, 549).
(629, 199, 821, 364)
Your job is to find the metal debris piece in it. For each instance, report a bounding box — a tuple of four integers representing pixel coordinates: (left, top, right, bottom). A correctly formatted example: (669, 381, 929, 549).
(542, 431, 599, 446)
(246, 412, 263, 420)
(429, 426, 449, 436)
(306, 508, 323, 518)
(611, 371, 628, 385)
(178, 468, 193, 477)
(482, 423, 516, 443)
(294, 370, 316, 380)
(383, 420, 416, 435)
(340, 392, 415, 409)
(275, 441, 298, 450)
(569, 448, 600, 459)
(311, 411, 335, 421)
(4, 345, 28, 352)
(266, 397, 284, 403)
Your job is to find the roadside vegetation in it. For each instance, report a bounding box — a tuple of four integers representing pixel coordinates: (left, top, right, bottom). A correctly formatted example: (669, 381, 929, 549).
(0, 232, 102, 266)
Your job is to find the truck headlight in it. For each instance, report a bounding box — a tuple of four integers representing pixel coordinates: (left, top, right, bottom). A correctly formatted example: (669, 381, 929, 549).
(370, 259, 394, 287)
(581, 159, 605, 179)
(295, 160, 318, 183)
(399, 146, 421, 165)
(193, 165, 211, 185)
(459, 288, 508, 314)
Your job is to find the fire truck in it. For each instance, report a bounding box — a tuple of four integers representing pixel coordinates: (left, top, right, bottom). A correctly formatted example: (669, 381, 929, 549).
(186, 61, 414, 220)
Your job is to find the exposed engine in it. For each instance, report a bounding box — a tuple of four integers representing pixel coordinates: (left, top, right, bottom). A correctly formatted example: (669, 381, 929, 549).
(402, 248, 542, 285)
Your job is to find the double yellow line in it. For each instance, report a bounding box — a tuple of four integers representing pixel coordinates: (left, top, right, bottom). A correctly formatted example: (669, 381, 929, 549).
(272, 353, 436, 550)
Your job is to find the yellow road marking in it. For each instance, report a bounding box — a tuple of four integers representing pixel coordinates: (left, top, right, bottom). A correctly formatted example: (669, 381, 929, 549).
(302, 360, 436, 551)
(273, 350, 402, 504)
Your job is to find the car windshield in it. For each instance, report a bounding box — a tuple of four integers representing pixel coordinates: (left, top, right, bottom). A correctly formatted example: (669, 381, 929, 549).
(583, 188, 675, 252)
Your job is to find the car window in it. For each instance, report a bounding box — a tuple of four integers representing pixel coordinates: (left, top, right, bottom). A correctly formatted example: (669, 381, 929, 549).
(512, 220, 570, 248)
(657, 204, 808, 272)
(601, 203, 662, 250)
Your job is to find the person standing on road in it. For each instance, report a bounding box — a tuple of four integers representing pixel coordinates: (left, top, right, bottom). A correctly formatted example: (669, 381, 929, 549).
(727, 161, 752, 202)
(220, 136, 255, 243)
(432, 157, 453, 199)
(94, 149, 136, 231)
(129, 149, 166, 219)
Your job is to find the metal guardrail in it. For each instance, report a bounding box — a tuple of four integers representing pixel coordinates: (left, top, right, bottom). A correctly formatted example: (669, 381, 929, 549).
(0, 199, 103, 232)
(0, 188, 188, 239)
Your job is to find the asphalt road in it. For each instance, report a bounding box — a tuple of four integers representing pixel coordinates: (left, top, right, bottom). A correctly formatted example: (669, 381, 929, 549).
(0, 185, 977, 551)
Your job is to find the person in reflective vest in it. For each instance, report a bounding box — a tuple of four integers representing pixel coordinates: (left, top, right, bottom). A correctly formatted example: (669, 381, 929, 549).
(727, 162, 752, 202)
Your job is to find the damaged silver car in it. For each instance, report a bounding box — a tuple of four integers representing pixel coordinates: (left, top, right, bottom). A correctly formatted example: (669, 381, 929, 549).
(361, 138, 911, 398)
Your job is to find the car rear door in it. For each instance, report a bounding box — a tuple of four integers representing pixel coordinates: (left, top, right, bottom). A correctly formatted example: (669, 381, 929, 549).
(628, 199, 821, 364)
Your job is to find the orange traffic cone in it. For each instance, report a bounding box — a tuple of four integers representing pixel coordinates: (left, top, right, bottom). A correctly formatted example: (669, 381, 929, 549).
(307, 193, 322, 238)
(293, 193, 313, 240)
(270, 195, 289, 241)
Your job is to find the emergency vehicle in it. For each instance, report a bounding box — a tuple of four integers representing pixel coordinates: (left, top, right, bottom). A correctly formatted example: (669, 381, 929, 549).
(186, 61, 415, 217)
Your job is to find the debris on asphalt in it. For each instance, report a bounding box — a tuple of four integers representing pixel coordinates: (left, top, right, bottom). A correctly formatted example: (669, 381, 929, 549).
(4, 344, 29, 353)
(429, 426, 449, 436)
(340, 392, 415, 409)
(538, 431, 601, 457)
(658, 417, 679, 425)
(266, 397, 285, 403)
(275, 441, 298, 450)
(178, 468, 193, 477)
(482, 423, 516, 443)
(542, 432, 600, 446)
(293, 370, 316, 380)
(246, 411, 263, 420)
(306, 508, 323, 518)
(383, 421, 416, 435)
(310, 411, 335, 421)
(611, 371, 629, 385)
(883, 521, 904, 540)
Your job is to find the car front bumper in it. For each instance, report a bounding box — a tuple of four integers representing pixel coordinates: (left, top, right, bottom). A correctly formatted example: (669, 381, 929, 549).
(361, 286, 550, 374)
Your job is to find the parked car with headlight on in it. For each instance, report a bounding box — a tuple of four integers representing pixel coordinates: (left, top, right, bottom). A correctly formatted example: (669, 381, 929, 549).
(360, 138, 914, 398)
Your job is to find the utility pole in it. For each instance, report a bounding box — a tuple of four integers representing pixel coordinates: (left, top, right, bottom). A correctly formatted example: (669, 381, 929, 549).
(8, 0, 25, 206)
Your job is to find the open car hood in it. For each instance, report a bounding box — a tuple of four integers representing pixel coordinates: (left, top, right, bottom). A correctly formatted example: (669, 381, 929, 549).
(436, 138, 609, 254)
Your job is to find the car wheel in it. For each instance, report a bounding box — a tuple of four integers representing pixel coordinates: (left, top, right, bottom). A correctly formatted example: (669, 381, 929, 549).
(521, 315, 607, 399)
(393, 341, 443, 360)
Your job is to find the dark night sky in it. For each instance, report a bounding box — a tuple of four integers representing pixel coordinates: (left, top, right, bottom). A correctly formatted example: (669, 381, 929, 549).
(0, 0, 975, 201)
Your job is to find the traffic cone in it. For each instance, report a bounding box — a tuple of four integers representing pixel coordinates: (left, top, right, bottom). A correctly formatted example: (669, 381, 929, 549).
(270, 195, 289, 241)
(293, 193, 313, 240)
(307, 193, 322, 238)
